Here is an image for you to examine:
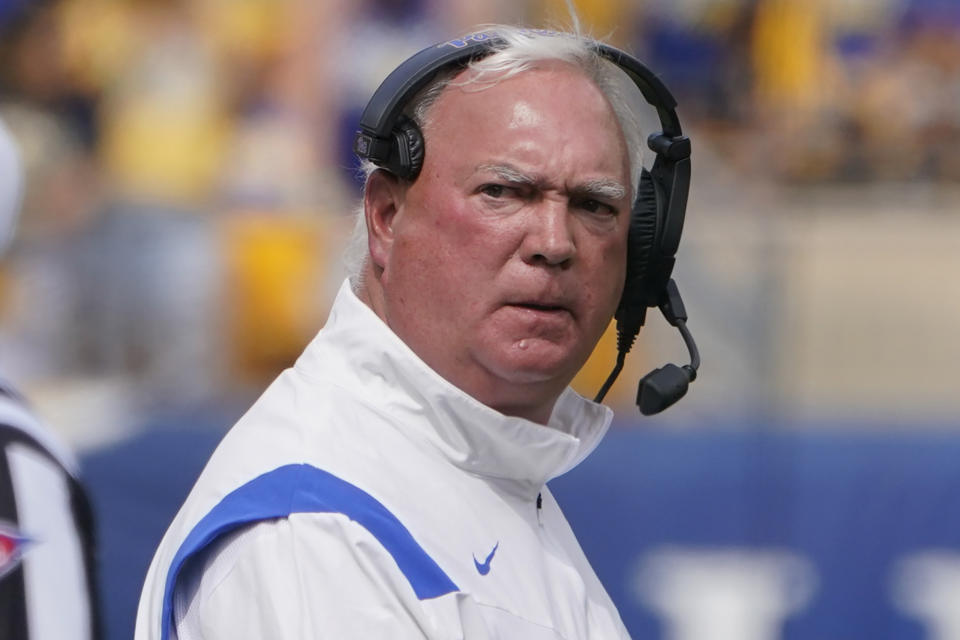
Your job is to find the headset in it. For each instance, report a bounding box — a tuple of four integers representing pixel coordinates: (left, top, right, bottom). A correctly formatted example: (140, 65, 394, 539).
(354, 30, 700, 415)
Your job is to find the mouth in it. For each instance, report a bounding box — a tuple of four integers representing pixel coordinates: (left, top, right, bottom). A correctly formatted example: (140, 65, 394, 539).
(507, 301, 573, 317)
(515, 302, 566, 312)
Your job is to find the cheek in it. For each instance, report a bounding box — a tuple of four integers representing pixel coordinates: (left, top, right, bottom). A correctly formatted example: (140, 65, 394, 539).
(422, 195, 517, 271)
(607, 241, 628, 296)
(588, 236, 629, 306)
(388, 198, 496, 310)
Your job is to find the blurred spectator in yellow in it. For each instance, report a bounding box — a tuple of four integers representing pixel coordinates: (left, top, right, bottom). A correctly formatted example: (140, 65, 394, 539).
(749, 0, 842, 180)
(751, 0, 829, 122)
(89, 0, 228, 205)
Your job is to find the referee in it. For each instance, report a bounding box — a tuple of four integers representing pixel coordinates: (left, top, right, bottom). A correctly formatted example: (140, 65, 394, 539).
(1, 117, 101, 639)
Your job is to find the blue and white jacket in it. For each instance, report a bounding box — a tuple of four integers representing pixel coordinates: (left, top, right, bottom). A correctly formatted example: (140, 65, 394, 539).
(135, 279, 630, 640)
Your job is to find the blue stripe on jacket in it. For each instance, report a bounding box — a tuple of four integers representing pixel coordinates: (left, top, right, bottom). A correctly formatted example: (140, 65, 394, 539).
(160, 463, 459, 640)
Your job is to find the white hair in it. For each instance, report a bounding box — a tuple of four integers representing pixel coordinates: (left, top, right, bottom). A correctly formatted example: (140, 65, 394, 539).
(343, 25, 646, 285)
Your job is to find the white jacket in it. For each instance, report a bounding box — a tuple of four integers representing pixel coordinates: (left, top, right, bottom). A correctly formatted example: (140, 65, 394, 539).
(135, 279, 630, 640)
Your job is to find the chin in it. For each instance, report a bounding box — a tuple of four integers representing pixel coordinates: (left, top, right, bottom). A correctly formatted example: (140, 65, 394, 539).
(481, 342, 581, 387)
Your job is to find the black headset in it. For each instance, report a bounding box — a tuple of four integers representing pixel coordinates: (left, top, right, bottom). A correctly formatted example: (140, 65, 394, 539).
(354, 30, 700, 415)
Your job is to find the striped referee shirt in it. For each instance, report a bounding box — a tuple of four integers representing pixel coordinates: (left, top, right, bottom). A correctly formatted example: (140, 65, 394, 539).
(0, 379, 101, 640)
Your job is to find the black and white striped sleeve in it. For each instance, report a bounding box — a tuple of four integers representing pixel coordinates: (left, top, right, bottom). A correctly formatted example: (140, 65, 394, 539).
(0, 383, 101, 640)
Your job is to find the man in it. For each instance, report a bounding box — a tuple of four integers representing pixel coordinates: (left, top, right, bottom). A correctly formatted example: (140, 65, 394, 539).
(138, 25, 658, 639)
(0, 117, 101, 639)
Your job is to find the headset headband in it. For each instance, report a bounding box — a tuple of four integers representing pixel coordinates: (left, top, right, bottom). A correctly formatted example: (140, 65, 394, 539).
(354, 30, 686, 162)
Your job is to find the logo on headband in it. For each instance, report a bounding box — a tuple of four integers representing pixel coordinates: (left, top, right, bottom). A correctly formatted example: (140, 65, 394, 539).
(440, 31, 496, 49)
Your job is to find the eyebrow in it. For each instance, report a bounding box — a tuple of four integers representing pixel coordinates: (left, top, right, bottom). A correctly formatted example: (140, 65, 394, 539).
(574, 179, 627, 202)
(476, 163, 627, 201)
(476, 163, 537, 186)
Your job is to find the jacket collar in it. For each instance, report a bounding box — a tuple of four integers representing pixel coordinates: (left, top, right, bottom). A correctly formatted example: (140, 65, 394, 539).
(295, 280, 613, 498)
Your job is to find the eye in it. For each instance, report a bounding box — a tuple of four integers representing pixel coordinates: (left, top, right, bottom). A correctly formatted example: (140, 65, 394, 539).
(575, 198, 618, 216)
(480, 184, 507, 198)
(477, 183, 527, 204)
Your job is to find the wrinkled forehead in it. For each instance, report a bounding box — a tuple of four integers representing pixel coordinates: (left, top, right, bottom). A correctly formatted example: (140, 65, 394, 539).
(424, 58, 601, 119)
(418, 59, 641, 196)
(420, 62, 633, 187)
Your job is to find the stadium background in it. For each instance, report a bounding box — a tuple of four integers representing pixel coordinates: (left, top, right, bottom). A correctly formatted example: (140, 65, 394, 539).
(1, 0, 959, 637)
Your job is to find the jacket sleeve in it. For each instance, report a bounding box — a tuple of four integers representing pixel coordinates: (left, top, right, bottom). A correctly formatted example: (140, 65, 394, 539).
(173, 512, 452, 639)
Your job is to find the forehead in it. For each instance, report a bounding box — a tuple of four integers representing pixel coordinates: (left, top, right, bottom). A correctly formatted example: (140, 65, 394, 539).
(421, 62, 630, 178)
(427, 60, 610, 123)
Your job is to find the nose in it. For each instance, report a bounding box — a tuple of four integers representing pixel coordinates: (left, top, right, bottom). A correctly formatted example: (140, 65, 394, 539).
(520, 200, 575, 268)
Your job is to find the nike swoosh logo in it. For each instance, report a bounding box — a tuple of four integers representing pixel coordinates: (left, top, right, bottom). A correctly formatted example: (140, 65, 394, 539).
(473, 542, 500, 576)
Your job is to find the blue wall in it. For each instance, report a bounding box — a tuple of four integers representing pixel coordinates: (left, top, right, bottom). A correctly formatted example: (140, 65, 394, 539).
(551, 423, 960, 638)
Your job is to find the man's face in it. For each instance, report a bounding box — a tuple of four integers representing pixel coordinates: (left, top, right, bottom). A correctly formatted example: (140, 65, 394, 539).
(366, 62, 632, 423)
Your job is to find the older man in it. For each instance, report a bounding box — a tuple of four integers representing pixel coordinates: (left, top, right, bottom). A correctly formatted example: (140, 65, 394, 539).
(137, 25, 693, 639)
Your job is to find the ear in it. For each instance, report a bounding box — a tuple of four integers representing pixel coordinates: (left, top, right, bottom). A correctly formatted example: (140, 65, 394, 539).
(364, 169, 405, 270)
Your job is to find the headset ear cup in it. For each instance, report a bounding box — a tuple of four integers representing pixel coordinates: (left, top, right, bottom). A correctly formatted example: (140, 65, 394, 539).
(393, 117, 425, 180)
(618, 168, 659, 320)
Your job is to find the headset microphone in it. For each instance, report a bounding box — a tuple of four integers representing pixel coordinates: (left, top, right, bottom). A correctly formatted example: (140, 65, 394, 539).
(634, 279, 700, 415)
(594, 279, 700, 415)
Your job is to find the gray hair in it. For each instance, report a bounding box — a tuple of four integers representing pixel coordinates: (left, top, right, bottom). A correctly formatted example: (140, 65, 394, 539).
(343, 25, 646, 284)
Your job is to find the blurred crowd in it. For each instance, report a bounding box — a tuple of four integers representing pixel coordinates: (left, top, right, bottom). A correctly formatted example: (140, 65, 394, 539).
(636, 0, 960, 183)
(1, 0, 958, 415)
